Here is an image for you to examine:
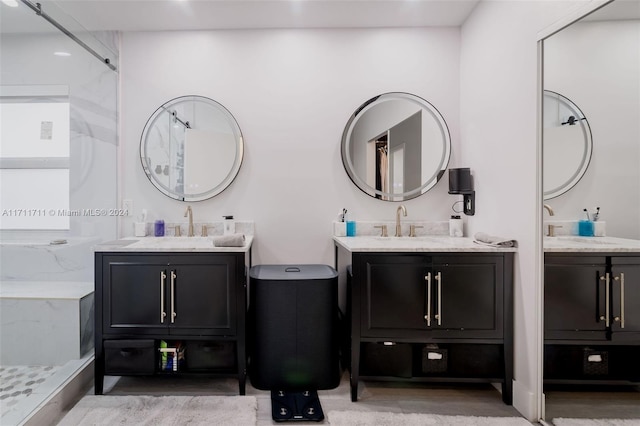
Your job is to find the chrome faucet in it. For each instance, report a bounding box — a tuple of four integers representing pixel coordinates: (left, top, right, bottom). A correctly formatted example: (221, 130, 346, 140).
(395, 205, 407, 237)
(184, 206, 194, 237)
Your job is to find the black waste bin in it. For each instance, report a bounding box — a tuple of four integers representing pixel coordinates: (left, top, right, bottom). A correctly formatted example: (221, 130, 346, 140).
(249, 264, 340, 391)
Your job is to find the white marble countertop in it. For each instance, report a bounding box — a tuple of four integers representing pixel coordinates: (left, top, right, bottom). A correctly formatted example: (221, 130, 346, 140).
(0, 281, 94, 299)
(544, 236, 640, 253)
(94, 235, 253, 253)
(333, 236, 517, 253)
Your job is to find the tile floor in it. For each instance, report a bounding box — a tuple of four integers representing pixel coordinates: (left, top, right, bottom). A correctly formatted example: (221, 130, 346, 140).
(0, 365, 61, 409)
(86, 373, 525, 425)
(55, 372, 640, 425)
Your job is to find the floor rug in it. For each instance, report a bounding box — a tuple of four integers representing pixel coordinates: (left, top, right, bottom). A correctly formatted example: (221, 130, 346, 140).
(327, 410, 533, 425)
(57, 395, 257, 426)
(552, 419, 640, 426)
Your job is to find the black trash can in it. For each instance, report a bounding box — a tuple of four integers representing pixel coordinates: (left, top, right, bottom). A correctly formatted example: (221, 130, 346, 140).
(248, 264, 340, 391)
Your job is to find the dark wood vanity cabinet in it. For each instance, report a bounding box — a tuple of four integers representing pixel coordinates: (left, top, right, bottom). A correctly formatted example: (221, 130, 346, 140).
(94, 252, 248, 395)
(544, 253, 640, 384)
(349, 252, 513, 404)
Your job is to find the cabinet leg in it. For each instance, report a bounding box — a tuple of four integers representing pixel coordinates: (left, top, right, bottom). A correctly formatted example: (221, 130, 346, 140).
(350, 341, 360, 402)
(94, 371, 104, 395)
(239, 371, 246, 395)
(94, 349, 104, 395)
(501, 380, 513, 405)
(350, 375, 358, 402)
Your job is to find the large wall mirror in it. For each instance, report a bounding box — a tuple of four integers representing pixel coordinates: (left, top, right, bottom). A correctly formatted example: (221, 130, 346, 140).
(543, 90, 592, 200)
(341, 92, 451, 201)
(140, 95, 244, 202)
(542, 0, 640, 422)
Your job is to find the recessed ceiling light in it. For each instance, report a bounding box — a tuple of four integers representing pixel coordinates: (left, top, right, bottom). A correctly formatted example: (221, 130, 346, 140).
(2, 0, 19, 7)
(54, 51, 71, 57)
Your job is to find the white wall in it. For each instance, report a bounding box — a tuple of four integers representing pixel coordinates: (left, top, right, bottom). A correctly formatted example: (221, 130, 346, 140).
(120, 28, 460, 265)
(459, 0, 599, 420)
(544, 19, 640, 239)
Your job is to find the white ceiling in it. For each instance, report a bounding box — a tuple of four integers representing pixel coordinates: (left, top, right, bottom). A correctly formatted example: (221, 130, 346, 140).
(2, 0, 637, 36)
(1, 0, 481, 34)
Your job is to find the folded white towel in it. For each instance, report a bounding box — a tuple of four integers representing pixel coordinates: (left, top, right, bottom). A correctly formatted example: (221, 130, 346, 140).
(213, 233, 245, 247)
(474, 232, 516, 248)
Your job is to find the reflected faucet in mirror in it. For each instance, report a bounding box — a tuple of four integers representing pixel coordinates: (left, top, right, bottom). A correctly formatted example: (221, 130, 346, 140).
(184, 205, 194, 237)
(543, 203, 562, 237)
(395, 205, 407, 237)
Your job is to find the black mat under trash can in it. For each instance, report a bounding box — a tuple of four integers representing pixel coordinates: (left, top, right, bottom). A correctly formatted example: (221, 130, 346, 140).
(249, 264, 340, 422)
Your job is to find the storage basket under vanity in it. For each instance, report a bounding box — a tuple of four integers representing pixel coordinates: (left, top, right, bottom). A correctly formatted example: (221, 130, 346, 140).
(422, 345, 448, 374)
(583, 348, 609, 376)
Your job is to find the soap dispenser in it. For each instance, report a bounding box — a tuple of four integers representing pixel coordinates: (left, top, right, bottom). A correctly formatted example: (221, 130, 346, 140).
(223, 215, 235, 235)
(449, 215, 463, 237)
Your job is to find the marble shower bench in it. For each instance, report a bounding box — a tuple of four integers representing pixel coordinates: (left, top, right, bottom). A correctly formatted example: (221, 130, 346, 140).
(0, 281, 94, 365)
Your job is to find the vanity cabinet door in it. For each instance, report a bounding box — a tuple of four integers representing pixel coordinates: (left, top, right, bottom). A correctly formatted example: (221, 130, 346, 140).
(168, 255, 237, 335)
(610, 257, 640, 338)
(102, 255, 171, 334)
(430, 256, 503, 339)
(360, 254, 431, 337)
(544, 255, 608, 340)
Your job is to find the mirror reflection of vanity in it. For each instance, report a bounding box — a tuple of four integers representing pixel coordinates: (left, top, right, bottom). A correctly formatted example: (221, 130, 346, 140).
(341, 92, 451, 201)
(542, 0, 640, 420)
(140, 95, 244, 201)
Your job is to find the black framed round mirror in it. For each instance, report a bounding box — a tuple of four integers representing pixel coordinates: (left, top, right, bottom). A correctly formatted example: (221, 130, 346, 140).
(140, 95, 244, 202)
(543, 90, 592, 200)
(341, 92, 451, 201)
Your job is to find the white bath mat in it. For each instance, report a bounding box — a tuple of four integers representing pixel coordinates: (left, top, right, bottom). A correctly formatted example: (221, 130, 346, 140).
(57, 395, 257, 426)
(552, 419, 640, 426)
(327, 410, 532, 425)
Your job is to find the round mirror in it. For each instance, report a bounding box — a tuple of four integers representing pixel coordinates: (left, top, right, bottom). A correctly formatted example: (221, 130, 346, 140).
(543, 90, 592, 200)
(341, 92, 451, 201)
(140, 95, 244, 201)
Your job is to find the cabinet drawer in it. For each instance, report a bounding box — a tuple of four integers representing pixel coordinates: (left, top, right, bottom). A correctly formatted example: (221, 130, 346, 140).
(545, 345, 640, 381)
(185, 341, 236, 371)
(361, 342, 412, 378)
(414, 344, 503, 378)
(104, 340, 155, 375)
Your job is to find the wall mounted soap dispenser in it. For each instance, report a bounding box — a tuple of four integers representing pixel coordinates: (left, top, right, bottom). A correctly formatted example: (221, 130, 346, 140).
(448, 168, 475, 216)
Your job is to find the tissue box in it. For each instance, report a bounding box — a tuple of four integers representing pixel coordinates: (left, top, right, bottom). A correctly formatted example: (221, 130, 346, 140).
(134, 222, 147, 237)
(593, 221, 606, 237)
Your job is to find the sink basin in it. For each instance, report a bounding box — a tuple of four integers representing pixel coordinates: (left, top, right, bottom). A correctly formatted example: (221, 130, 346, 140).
(128, 236, 216, 249)
(545, 236, 614, 245)
(374, 236, 438, 242)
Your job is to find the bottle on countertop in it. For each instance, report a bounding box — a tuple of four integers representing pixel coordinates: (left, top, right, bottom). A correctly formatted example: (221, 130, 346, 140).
(223, 215, 235, 235)
(449, 215, 463, 237)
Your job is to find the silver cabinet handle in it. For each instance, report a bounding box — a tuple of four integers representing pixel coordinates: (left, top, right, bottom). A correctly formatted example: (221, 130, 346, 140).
(605, 273, 610, 327)
(435, 271, 442, 326)
(615, 273, 625, 328)
(171, 270, 177, 323)
(424, 273, 432, 327)
(160, 271, 167, 323)
(599, 275, 605, 322)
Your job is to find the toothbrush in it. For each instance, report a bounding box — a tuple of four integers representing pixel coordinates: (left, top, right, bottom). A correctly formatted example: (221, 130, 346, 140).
(583, 208, 590, 221)
(593, 207, 600, 222)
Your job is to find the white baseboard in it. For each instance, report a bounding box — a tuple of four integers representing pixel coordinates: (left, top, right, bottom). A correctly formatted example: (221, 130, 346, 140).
(512, 379, 539, 422)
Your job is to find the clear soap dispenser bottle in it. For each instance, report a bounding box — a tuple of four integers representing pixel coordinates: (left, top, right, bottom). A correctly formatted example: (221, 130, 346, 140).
(223, 215, 235, 235)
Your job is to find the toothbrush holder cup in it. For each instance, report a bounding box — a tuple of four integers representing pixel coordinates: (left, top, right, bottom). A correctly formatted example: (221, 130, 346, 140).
(578, 220, 594, 237)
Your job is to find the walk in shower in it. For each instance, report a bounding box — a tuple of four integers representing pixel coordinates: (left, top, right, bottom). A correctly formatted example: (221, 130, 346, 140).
(0, 1, 118, 423)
